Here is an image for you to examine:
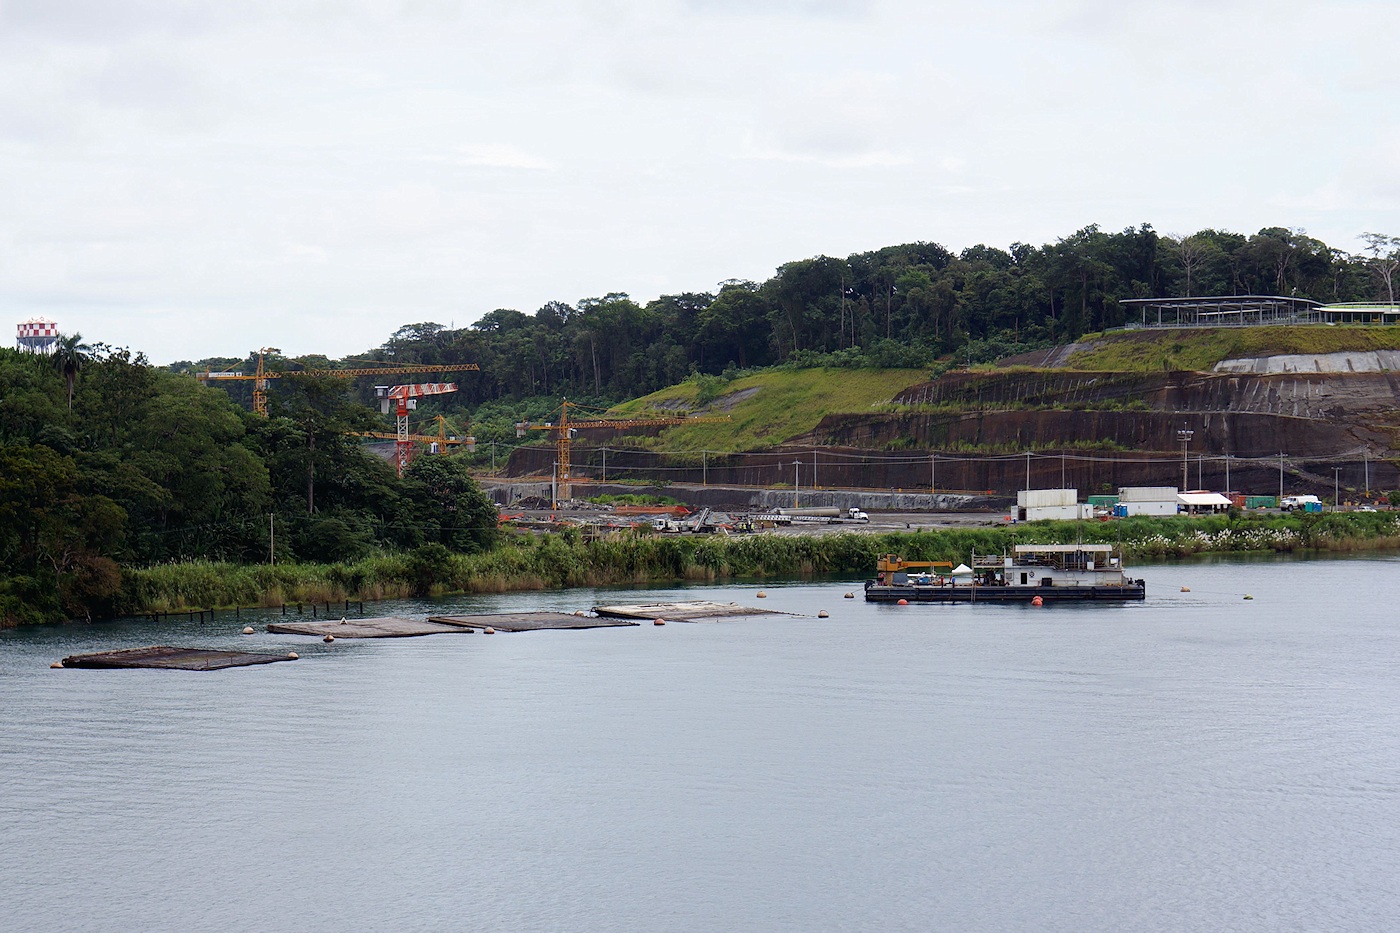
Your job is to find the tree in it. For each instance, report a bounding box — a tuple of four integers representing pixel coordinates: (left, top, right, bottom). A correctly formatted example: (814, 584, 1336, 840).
(1361, 233, 1400, 306)
(401, 455, 499, 553)
(51, 333, 92, 411)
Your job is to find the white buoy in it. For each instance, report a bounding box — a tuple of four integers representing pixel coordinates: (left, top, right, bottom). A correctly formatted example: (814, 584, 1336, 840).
(242, 626, 254, 635)
(817, 610, 829, 618)
(484, 627, 496, 634)
(323, 634, 335, 643)
(844, 592, 855, 599)
(50, 661, 63, 669)
(287, 652, 299, 660)
(1180, 586, 1191, 593)
(574, 610, 586, 617)
(339, 617, 348, 625)
(1243, 594, 1254, 600)
(757, 591, 767, 598)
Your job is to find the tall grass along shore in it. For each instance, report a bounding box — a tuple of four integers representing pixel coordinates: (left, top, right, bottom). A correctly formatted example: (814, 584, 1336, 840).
(94, 511, 1400, 621)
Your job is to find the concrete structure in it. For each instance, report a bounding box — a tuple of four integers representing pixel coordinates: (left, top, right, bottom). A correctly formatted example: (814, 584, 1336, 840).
(1017, 488, 1092, 522)
(1118, 486, 1180, 516)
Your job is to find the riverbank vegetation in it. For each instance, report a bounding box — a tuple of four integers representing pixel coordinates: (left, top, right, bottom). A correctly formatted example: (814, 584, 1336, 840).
(0, 347, 499, 627)
(102, 511, 1400, 619)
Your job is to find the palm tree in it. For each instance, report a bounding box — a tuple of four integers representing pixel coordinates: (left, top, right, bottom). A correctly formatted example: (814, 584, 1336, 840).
(51, 333, 92, 412)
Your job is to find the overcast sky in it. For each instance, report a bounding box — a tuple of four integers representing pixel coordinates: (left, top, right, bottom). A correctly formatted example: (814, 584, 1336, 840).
(3, 0, 1397, 364)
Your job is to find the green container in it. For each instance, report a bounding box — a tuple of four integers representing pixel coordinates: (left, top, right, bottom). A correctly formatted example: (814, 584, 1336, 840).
(1245, 496, 1276, 509)
(1088, 495, 1119, 507)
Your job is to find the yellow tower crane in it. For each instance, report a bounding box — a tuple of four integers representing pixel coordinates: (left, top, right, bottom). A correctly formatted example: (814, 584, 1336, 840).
(515, 397, 730, 500)
(197, 347, 480, 416)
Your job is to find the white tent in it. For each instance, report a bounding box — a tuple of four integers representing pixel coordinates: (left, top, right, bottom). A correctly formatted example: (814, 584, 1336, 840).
(951, 563, 973, 575)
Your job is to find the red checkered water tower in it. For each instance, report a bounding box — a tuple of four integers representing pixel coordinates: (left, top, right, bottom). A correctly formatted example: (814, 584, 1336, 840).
(16, 317, 58, 354)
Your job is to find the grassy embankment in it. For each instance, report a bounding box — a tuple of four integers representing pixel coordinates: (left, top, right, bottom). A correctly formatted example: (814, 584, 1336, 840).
(1062, 325, 1400, 372)
(610, 367, 930, 451)
(116, 511, 1400, 615)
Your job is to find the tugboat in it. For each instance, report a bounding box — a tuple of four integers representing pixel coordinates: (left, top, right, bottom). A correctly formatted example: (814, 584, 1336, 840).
(864, 545, 1146, 603)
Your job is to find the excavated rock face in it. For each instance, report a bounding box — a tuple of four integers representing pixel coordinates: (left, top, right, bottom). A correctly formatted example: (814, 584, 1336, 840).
(501, 356, 1400, 497)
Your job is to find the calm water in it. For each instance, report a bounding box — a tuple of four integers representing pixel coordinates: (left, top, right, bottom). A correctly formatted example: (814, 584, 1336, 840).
(3, 556, 1399, 932)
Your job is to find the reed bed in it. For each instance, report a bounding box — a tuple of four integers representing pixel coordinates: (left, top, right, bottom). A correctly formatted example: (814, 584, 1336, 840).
(115, 512, 1400, 615)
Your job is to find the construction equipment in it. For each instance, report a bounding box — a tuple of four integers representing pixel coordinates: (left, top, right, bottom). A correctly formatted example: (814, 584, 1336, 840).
(515, 397, 730, 500)
(356, 415, 475, 457)
(875, 554, 954, 575)
(198, 348, 479, 416)
(375, 383, 459, 477)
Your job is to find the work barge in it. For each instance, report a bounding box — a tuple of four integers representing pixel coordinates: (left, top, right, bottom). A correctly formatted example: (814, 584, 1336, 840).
(864, 544, 1146, 603)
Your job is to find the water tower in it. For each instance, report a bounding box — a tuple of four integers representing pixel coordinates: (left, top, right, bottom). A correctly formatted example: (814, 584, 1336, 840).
(16, 317, 58, 354)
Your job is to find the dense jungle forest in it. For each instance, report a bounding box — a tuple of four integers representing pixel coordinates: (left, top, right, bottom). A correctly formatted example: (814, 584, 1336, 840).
(186, 225, 1395, 398)
(4, 223, 1398, 624)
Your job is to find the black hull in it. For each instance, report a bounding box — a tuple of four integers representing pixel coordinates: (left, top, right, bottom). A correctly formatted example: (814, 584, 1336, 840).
(864, 582, 1146, 603)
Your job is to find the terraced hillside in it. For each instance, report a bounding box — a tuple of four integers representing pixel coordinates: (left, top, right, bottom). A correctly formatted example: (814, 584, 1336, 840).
(506, 328, 1400, 498)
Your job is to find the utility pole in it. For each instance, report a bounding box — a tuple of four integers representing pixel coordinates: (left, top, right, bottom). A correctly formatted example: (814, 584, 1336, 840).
(552, 461, 558, 510)
(491, 440, 496, 472)
(1025, 450, 1032, 490)
(702, 450, 707, 487)
(1279, 452, 1286, 502)
(792, 459, 802, 509)
(602, 447, 607, 483)
(1177, 427, 1194, 490)
(930, 453, 936, 496)
(1334, 467, 1342, 511)
(1225, 453, 1230, 495)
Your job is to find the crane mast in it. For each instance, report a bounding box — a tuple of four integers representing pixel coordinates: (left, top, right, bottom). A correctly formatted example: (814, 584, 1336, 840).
(516, 397, 729, 501)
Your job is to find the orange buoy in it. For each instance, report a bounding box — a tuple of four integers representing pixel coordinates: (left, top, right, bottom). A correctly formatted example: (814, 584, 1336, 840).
(1031, 595, 1043, 607)
(323, 634, 335, 643)
(654, 618, 666, 626)
(897, 598, 908, 605)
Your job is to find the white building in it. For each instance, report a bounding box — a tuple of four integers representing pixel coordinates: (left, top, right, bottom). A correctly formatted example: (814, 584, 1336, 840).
(1017, 488, 1093, 522)
(1118, 486, 1181, 516)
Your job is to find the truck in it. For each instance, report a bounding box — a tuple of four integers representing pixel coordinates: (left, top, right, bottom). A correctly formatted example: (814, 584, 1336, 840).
(1280, 495, 1322, 512)
(845, 508, 869, 522)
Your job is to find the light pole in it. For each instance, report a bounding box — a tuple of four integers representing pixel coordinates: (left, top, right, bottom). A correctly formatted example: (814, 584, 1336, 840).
(1279, 452, 1286, 503)
(1177, 427, 1194, 490)
(930, 453, 937, 496)
(1025, 450, 1032, 491)
(792, 459, 801, 509)
(1334, 467, 1341, 511)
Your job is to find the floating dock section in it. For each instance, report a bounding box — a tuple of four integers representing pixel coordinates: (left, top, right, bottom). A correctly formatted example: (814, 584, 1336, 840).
(592, 600, 784, 622)
(266, 616, 470, 638)
(60, 646, 298, 671)
(427, 611, 638, 632)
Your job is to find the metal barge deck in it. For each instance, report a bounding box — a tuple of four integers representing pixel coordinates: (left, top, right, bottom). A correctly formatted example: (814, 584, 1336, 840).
(863, 581, 1146, 603)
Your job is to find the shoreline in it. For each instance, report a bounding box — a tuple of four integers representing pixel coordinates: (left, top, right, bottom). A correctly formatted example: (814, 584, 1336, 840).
(7, 510, 1382, 627)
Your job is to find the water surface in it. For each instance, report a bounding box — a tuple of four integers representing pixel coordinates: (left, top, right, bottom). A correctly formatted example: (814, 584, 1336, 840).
(3, 557, 1398, 931)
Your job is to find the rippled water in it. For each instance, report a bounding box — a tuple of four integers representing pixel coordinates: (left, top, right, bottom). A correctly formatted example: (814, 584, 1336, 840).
(3, 556, 1399, 932)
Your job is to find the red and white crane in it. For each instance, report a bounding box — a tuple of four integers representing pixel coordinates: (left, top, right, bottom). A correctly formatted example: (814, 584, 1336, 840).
(376, 383, 458, 476)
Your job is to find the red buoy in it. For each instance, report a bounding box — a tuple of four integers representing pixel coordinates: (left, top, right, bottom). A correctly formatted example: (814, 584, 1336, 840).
(897, 598, 908, 606)
(1031, 596, 1043, 607)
